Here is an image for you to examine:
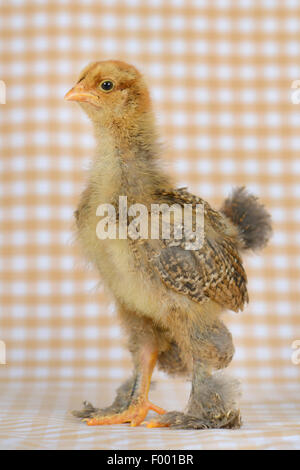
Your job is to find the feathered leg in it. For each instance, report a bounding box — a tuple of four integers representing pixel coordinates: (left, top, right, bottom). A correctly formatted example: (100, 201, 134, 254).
(148, 318, 241, 429)
(73, 308, 167, 426)
(72, 375, 137, 419)
(148, 363, 241, 429)
(86, 341, 165, 426)
(73, 339, 165, 426)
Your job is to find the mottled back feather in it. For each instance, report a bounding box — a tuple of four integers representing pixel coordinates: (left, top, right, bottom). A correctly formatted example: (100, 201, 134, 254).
(144, 189, 248, 312)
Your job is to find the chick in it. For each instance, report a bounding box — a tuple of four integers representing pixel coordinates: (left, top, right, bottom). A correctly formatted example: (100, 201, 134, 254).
(65, 61, 272, 429)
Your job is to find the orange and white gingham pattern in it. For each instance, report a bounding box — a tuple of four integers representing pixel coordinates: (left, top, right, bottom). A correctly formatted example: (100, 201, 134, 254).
(0, 0, 300, 389)
(0, 381, 299, 450)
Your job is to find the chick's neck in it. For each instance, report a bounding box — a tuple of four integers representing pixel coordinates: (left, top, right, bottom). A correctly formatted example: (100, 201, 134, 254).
(89, 111, 171, 204)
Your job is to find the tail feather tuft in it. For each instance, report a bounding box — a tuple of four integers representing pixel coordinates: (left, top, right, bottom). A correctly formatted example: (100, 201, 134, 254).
(221, 186, 272, 251)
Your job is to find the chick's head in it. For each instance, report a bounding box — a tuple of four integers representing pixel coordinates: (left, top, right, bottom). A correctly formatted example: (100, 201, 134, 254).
(64, 60, 151, 124)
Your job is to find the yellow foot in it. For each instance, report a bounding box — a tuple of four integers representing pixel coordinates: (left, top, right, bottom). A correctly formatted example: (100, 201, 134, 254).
(147, 420, 170, 428)
(85, 400, 166, 427)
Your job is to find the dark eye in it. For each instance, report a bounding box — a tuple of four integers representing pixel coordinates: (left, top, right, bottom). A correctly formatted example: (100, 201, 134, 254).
(99, 80, 115, 92)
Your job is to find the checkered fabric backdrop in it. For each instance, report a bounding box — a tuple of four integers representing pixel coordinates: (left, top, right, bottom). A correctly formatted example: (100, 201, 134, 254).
(0, 0, 300, 385)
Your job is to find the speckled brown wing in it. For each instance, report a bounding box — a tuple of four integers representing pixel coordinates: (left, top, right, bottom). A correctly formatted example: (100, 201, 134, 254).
(145, 189, 249, 313)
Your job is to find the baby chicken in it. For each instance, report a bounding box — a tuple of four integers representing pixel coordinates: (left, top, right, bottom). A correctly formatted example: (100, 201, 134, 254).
(65, 61, 272, 429)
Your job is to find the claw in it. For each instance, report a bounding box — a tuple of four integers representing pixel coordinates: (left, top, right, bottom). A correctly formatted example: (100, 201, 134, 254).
(148, 402, 166, 415)
(147, 420, 170, 428)
(86, 400, 166, 427)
